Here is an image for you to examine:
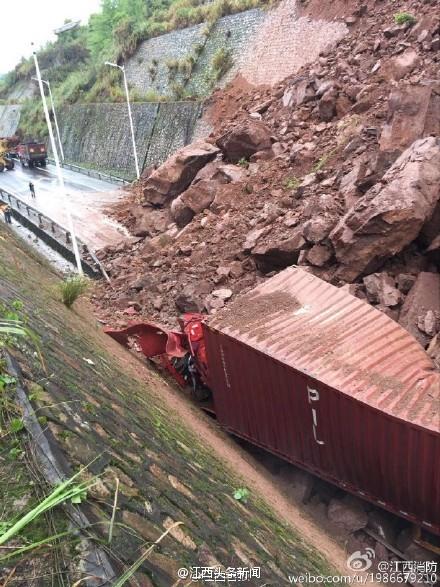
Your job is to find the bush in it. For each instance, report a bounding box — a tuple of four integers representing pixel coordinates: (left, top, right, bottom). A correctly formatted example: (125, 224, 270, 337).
(283, 176, 300, 190)
(171, 82, 187, 100)
(18, 100, 48, 142)
(58, 276, 89, 308)
(394, 12, 416, 25)
(144, 89, 162, 102)
(211, 47, 233, 80)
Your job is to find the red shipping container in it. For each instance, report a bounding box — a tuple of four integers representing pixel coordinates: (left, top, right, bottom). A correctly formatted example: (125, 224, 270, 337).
(204, 268, 440, 533)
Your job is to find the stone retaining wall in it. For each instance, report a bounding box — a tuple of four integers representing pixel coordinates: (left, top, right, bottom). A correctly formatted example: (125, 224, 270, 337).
(0, 104, 21, 136)
(58, 101, 203, 178)
(125, 9, 266, 99)
(240, 0, 348, 86)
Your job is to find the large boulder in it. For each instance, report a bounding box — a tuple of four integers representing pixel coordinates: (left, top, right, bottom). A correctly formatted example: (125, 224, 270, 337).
(171, 181, 216, 228)
(327, 498, 368, 533)
(318, 88, 338, 122)
(330, 137, 440, 280)
(130, 206, 170, 238)
(170, 161, 245, 228)
(399, 272, 440, 348)
(384, 48, 420, 81)
(216, 119, 272, 163)
(363, 273, 401, 307)
(175, 281, 212, 313)
(251, 228, 306, 271)
(380, 82, 440, 155)
(142, 141, 220, 207)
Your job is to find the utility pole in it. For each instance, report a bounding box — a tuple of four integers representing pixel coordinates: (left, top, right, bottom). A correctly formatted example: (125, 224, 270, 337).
(32, 43, 83, 275)
(105, 62, 140, 179)
(32, 77, 64, 161)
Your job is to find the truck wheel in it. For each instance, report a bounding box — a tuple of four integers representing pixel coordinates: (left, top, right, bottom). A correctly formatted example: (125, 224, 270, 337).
(5, 159, 14, 170)
(40, 160, 47, 167)
(0, 162, 4, 172)
(28, 161, 34, 168)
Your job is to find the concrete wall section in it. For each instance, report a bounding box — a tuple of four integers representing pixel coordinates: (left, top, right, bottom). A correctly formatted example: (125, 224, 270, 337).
(240, 0, 348, 86)
(0, 104, 21, 136)
(58, 101, 202, 178)
(125, 25, 206, 98)
(144, 101, 203, 167)
(187, 9, 266, 96)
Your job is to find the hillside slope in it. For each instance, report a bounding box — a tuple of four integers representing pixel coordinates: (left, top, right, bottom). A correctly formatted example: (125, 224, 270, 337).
(0, 224, 344, 584)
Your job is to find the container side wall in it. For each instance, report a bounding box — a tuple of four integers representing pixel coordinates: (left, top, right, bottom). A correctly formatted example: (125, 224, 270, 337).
(205, 326, 440, 533)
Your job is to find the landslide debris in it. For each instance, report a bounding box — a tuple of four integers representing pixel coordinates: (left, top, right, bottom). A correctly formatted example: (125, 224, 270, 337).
(94, 0, 440, 358)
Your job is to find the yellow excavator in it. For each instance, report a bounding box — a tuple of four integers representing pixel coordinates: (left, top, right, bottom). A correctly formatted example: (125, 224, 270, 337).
(0, 137, 15, 172)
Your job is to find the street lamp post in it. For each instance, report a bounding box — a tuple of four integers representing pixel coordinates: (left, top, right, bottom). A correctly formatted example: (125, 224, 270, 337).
(105, 62, 140, 179)
(32, 43, 83, 275)
(32, 77, 64, 161)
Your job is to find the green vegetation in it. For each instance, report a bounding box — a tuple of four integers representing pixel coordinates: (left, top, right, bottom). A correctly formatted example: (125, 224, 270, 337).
(57, 275, 89, 308)
(393, 12, 417, 25)
(171, 81, 188, 100)
(237, 157, 249, 168)
(233, 487, 250, 503)
(0, 472, 93, 553)
(211, 47, 233, 81)
(312, 149, 335, 173)
(1, 0, 271, 138)
(113, 522, 183, 586)
(0, 301, 69, 574)
(284, 176, 301, 190)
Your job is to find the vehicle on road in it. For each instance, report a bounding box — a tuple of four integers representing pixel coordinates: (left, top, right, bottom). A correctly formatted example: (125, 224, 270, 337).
(17, 141, 48, 168)
(0, 138, 16, 172)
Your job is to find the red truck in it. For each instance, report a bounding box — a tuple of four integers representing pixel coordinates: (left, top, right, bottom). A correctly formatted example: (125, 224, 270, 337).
(16, 142, 47, 168)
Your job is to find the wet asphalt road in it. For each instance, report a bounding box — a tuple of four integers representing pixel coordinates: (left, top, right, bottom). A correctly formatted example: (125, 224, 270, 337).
(0, 162, 129, 249)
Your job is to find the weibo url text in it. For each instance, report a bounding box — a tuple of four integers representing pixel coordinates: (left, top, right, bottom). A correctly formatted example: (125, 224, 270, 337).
(288, 572, 438, 585)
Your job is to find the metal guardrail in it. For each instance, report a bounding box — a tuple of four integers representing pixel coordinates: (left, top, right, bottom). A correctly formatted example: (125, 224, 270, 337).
(0, 187, 103, 278)
(47, 158, 131, 185)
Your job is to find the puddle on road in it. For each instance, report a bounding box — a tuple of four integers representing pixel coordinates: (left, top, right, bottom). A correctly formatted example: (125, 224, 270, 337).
(1, 218, 74, 274)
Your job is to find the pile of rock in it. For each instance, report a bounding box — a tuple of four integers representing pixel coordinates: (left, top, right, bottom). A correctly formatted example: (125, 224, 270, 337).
(94, 0, 440, 362)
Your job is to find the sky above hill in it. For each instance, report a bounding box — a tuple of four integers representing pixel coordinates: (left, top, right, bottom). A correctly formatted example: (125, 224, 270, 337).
(1, 0, 102, 73)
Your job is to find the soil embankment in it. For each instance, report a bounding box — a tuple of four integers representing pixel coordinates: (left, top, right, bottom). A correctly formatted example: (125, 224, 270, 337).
(0, 223, 350, 584)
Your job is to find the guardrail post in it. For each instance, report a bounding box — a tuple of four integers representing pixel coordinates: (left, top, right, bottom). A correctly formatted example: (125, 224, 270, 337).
(26, 206, 30, 216)
(51, 222, 56, 233)
(38, 214, 43, 228)
(66, 231, 71, 244)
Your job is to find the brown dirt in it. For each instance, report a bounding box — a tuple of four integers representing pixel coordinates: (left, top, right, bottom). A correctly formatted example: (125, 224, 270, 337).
(213, 290, 300, 332)
(205, 74, 260, 129)
(300, 0, 361, 21)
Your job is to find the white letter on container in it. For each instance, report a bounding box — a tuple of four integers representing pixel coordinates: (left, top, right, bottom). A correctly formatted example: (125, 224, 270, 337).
(307, 386, 325, 445)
